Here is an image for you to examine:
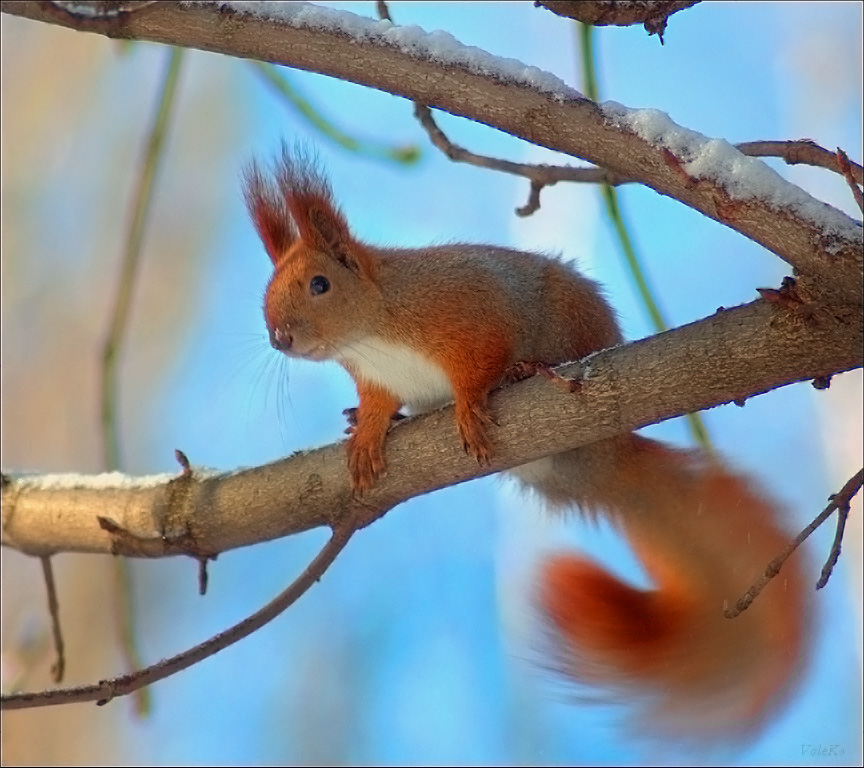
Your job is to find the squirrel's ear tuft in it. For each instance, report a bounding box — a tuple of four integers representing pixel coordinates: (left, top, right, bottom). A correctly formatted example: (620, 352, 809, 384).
(276, 147, 349, 249)
(246, 144, 376, 277)
(243, 160, 296, 265)
(276, 146, 376, 278)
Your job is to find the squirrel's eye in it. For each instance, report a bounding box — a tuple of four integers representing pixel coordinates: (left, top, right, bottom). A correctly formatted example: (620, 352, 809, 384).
(309, 275, 330, 295)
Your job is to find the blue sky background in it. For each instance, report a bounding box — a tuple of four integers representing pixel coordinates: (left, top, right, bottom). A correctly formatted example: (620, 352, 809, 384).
(2, 2, 862, 765)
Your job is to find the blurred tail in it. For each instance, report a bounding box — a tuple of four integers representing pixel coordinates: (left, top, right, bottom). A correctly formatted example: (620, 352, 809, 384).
(515, 434, 808, 738)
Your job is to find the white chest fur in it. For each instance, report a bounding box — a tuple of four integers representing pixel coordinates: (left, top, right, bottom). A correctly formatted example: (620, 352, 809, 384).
(335, 337, 454, 413)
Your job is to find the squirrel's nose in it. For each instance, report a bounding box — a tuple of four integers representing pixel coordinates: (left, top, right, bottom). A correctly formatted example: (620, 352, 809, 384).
(269, 326, 293, 351)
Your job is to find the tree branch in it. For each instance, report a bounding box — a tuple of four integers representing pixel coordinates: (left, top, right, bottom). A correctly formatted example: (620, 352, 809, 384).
(836, 147, 864, 212)
(1, 1, 860, 303)
(1, 518, 357, 710)
(725, 468, 863, 618)
(3, 297, 861, 559)
(738, 140, 863, 185)
(39, 556, 65, 683)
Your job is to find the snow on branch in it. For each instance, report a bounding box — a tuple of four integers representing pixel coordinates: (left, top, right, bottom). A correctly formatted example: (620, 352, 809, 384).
(13, 470, 181, 491)
(184, 0, 582, 100)
(602, 103, 861, 249)
(2, 0, 860, 303)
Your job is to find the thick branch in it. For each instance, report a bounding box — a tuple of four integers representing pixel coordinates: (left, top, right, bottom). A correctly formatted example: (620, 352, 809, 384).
(3, 298, 861, 559)
(1, 1, 860, 302)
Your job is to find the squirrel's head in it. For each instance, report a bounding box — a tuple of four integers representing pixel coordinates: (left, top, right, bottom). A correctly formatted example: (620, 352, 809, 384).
(245, 147, 380, 361)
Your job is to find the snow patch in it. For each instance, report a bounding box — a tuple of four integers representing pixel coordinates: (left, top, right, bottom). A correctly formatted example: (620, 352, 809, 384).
(601, 102, 862, 247)
(51, 1, 120, 17)
(181, 1, 582, 101)
(12, 470, 217, 491)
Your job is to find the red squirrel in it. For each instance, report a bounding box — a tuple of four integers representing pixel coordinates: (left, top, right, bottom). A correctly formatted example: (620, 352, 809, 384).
(245, 147, 808, 738)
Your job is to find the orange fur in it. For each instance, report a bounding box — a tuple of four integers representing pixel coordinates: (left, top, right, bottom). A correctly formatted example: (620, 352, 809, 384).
(541, 555, 691, 672)
(533, 435, 807, 736)
(247, 148, 809, 741)
(345, 377, 401, 492)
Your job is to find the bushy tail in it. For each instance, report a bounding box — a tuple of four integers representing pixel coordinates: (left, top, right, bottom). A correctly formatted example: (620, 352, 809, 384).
(515, 434, 808, 738)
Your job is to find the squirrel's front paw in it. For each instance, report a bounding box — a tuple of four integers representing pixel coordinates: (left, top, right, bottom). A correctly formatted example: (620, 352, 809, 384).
(347, 434, 387, 493)
(456, 402, 494, 466)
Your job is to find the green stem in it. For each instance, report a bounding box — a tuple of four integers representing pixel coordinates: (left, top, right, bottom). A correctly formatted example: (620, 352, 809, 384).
(100, 45, 185, 716)
(578, 23, 712, 451)
(101, 46, 184, 470)
(251, 61, 420, 165)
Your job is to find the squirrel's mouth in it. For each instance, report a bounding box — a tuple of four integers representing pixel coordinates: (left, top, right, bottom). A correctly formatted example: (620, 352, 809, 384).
(290, 342, 332, 362)
(268, 328, 333, 362)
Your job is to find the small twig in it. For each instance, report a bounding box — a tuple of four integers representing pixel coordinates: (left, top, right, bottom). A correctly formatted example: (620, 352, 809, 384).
(739, 140, 863, 184)
(375, 1, 391, 23)
(39, 557, 65, 683)
(1, 519, 358, 711)
(412, 100, 625, 185)
(835, 147, 864, 212)
(516, 179, 545, 217)
(757, 276, 818, 324)
(816, 498, 852, 590)
(757, 276, 805, 310)
(98, 514, 215, 595)
(196, 557, 210, 596)
(413, 99, 630, 214)
(726, 468, 863, 618)
(97, 515, 161, 548)
(172, 449, 217, 592)
(174, 448, 191, 477)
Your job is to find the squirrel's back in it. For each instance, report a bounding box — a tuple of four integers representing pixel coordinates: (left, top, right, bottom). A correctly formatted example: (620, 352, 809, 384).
(375, 245, 622, 364)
